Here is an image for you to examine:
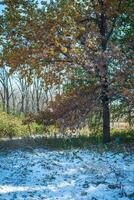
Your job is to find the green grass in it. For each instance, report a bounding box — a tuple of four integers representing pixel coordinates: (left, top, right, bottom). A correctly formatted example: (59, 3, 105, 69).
(111, 129, 134, 143)
(0, 130, 133, 152)
(37, 130, 134, 149)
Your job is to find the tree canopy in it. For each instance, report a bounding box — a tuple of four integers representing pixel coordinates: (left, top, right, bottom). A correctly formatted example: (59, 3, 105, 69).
(0, 0, 133, 142)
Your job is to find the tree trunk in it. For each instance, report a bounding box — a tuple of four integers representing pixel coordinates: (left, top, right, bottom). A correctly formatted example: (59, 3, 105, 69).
(21, 94, 25, 113)
(101, 69, 111, 143)
(102, 93, 111, 143)
(5, 85, 10, 114)
(36, 89, 40, 112)
(128, 108, 132, 129)
(96, 0, 111, 143)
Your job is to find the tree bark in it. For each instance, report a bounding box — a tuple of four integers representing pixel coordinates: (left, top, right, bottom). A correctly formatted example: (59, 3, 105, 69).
(128, 107, 132, 129)
(101, 76, 111, 143)
(98, 0, 111, 143)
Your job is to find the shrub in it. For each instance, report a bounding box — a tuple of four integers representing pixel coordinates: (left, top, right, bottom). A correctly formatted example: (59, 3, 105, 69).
(0, 111, 43, 139)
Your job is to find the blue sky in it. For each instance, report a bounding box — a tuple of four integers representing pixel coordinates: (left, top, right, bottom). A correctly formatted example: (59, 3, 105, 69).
(0, 4, 5, 15)
(0, 1, 49, 15)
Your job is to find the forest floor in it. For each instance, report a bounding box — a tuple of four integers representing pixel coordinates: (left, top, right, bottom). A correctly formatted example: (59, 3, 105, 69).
(0, 148, 134, 200)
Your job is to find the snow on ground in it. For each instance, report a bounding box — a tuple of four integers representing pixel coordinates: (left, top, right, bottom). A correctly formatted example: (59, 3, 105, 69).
(0, 149, 133, 200)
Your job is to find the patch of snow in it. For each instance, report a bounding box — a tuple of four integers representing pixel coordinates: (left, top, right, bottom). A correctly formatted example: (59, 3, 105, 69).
(0, 149, 133, 200)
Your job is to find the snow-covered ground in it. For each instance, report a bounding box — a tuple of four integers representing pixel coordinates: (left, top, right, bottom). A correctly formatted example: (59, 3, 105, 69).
(0, 149, 133, 200)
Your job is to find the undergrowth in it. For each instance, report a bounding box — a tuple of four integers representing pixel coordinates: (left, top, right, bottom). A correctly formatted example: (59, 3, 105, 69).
(0, 111, 133, 151)
(0, 111, 43, 138)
